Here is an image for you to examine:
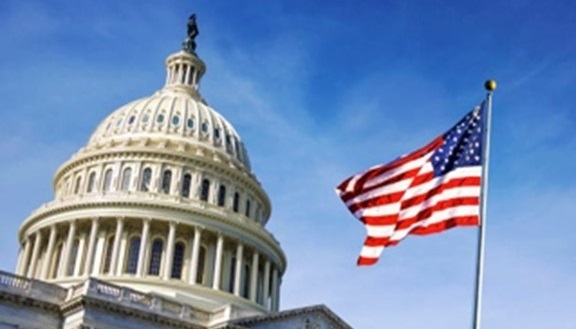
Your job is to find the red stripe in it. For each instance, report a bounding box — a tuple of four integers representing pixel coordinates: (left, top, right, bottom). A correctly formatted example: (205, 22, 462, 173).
(400, 176, 481, 209)
(364, 236, 392, 246)
(410, 216, 479, 235)
(342, 167, 421, 204)
(357, 256, 378, 266)
(361, 214, 398, 226)
(395, 197, 480, 230)
(341, 137, 443, 199)
(347, 190, 403, 214)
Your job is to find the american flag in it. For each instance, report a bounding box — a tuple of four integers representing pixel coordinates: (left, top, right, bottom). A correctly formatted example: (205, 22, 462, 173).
(336, 103, 485, 266)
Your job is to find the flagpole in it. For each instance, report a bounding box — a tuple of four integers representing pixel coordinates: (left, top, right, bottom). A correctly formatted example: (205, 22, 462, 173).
(472, 80, 496, 329)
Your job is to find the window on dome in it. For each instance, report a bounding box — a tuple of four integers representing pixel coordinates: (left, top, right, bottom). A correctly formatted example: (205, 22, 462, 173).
(161, 169, 172, 194)
(187, 118, 194, 129)
(142, 113, 150, 124)
(140, 168, 152, 192)
(245, 199, 251, 218)
(171, 242, 185, 279)
(121, 167, 132, 191)
(200, 178, 210, 202)
(106, 122, 112, 131)
(51, 243, 63, 279)
(157, 114, 165, 124)
(233, 192, 240, 213)
(201, 122, 208, 133)
(87, 172, 96, 193)
(214, 128, 220, 139)
(125, 236, 141, 274)
(103, 168, 113, 192)
(197, 246, 207, 285)
(116, 117, 123, 127)
(148, 239, 164, 276)
(181, 173, 191, 198)
(74, 176, 82, 194)
(66, 239, 80, 276)
(217, 185, 226, 207)
(128, 115, 136, 125)
(102, 235, 115, 274)
(172, 115, 180, 126)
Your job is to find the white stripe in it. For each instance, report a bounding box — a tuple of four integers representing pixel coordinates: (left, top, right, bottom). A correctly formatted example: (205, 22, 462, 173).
(359, 245, 384, 259)
(365, 224, 396, 238)
(351, 166, 480, 218)
(399, 186, 480, 219)
(402, 166, 481, 201)
(390, 205, 479, 242)
(363, 154, 430, 189)
(344, 155, 432, 207)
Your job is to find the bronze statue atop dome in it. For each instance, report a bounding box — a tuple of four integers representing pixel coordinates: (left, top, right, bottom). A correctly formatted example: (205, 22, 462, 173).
(183, 14, 199, 53)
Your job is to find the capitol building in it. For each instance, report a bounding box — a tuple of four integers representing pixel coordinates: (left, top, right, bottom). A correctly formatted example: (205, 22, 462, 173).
(0, 15, 352, 329)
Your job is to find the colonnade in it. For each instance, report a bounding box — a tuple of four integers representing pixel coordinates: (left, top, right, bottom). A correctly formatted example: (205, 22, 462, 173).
(16, 217, 282, 311)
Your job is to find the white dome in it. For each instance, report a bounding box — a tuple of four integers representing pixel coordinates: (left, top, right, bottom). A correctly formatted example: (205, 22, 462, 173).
(87, 51, 251, 171)
(16, 34, 285, 321)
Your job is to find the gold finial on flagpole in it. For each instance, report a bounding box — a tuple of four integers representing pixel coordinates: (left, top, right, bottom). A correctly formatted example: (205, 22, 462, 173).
(484, 79, 497, 91)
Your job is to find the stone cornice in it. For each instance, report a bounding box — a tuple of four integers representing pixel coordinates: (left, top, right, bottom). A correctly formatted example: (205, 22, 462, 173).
(233, 304, 353, 329)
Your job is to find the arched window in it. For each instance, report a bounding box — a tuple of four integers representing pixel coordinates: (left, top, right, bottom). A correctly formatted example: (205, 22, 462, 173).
(66, 239, 80, 276)
(121, 167, 132, 191)
(140, 167, 152, 192)
(125, 236, 141, 274)
(103, 168, 113, 192)
(197, 246, 206, 284)
(148, 239, 164, 276)
(233, 192, 240, 212)
(102, 236, 115, 274)
(242, 264, 251, 298)
(74, 176, 82, 194)
(51, 243, 63, 278)
(217, 185, 226, 207)
(228, 257, 236, 293)
(181, 173, 191, 198)
(200, 178, 210, 202)
(161, 169, 172, 194)
(87, 172, 96, 193)
(245, 199, 251, 218)
(171, 242, 185, 279)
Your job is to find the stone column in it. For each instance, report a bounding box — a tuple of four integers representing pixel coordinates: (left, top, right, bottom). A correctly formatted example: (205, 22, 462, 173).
(73, 233, 87, 276)
(40, 226, 57, 279)
(233, 243, 244, 296)
(188, 227, 202, 284)
(27, 231, 43, 278)
(83, 218, 99, 275)
(19, 238, 32, 276)
(60, 220, 77, 276)
(212, 234, 224, 289)
(116, 231, 129, 275)
(249, 252, 259, 302)
(262, 260, 271, 309)
(92, 231, 106, 276)
(271, 266, 279, 312)
(163, 221, 176, 280)
(109, 218, 124, 275)
(137, 218, 151, 277)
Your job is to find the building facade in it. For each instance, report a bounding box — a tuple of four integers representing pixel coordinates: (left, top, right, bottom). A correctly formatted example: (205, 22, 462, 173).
(0, 15, 352, 329)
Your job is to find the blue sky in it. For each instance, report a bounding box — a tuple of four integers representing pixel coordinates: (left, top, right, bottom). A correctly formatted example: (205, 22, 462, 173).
(1, 0, 575, 328)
